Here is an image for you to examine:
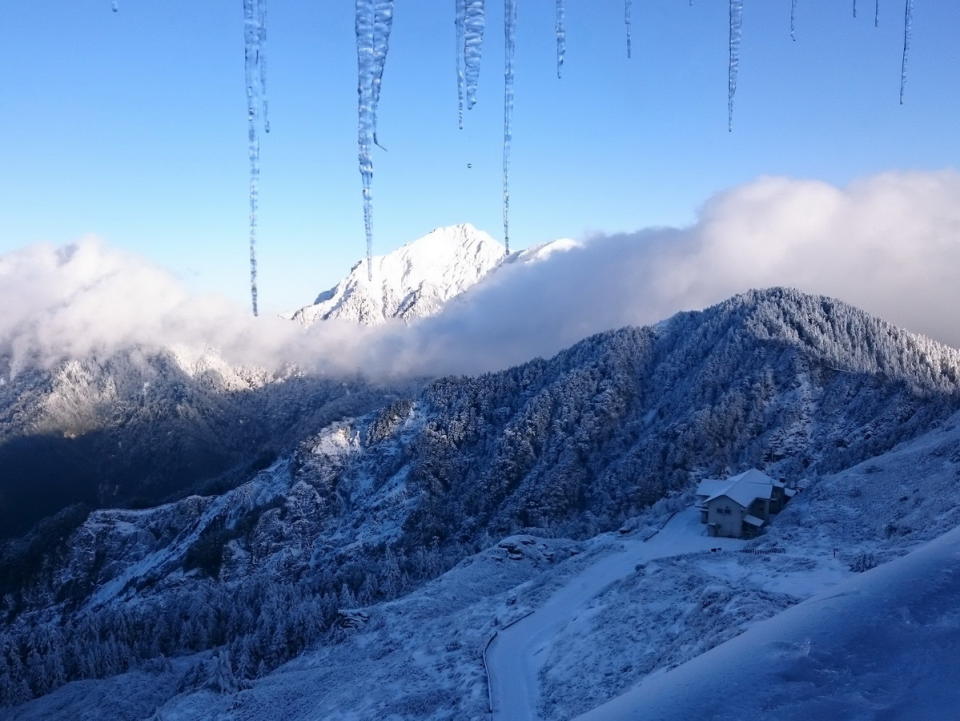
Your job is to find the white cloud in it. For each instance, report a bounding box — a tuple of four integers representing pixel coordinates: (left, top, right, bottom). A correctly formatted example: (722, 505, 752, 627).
(402, 169, 960, 374)
(2, 170, 959, 379)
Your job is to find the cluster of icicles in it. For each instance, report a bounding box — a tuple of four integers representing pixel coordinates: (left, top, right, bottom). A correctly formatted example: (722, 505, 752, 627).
(112, 0, 919, 315)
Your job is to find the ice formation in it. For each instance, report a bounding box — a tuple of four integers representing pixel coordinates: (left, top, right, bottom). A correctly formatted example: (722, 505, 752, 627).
(900, 0, 913, 104)
(243, 0, 268, 316)
(728, 0, 743, 132)
(355, 0, 396, 281)
(556, 0, 566, 79)
(502, 0, 517, 254)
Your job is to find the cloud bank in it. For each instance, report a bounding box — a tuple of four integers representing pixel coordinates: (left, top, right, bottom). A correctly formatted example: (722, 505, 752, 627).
(2, 170, 959, 379)
(406, 169, 960, 374)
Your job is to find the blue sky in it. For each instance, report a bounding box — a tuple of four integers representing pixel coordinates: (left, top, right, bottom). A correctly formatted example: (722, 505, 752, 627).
(1, 0, 958, 313)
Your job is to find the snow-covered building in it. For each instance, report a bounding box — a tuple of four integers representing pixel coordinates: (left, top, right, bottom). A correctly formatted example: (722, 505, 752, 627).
(695, 469, 795, 538)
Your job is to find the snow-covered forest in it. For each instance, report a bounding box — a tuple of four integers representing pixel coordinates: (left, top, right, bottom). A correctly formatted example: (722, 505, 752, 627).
(3, 288, 960, 715)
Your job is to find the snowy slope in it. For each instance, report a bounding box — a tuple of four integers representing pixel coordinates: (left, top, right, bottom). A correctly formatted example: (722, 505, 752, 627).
(573, 522, 960, 721)
(0, 349, 398, 539)
(54, 406, 960, 721)
(288, 223, 506, 326)
(4, 289, 960, 718)
(8, 409, 960, 721)
(487, 508, 745, 721)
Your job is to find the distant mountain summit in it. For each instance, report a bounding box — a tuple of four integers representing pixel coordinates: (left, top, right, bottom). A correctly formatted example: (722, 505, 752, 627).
(289, 224, 506, 326)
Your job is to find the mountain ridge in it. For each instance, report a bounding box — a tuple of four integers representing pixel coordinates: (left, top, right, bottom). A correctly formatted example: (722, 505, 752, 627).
(3, 287, 959, 714)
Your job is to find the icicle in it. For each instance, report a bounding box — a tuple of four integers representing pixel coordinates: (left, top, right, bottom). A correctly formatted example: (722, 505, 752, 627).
(727, 0, 743, 133)
(875, 0, 880, 26)
(371, 0, 395, 149)
(456, 0, 466, 128)
(790, 0, 797, 41)
(243, 0, 268, 317)
(464, 0, 486, 110)
(899, 0, 913, 105)
(502, 0, 517, 254)
(258, 0, 270, 133)
(625, 0, 633, 59)
(111, 1, 118, 12)
(555, 0, 566, 79)
(356, 0, 375, 281)
(853, 0, 857, 18)
(356, 0, 396, 281)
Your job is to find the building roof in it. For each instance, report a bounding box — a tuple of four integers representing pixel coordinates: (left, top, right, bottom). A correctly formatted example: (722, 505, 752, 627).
(697, 469, 780, 509)
(743, 514, 765, 527)
(695, 479, 730, 499)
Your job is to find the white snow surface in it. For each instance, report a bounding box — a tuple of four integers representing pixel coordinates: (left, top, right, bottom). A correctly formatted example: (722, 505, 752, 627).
(11, 406, 960, 721)
(510, 237, 582, 264)
(573, 521, 960, 721)
(83, 458, 294, 611)
(698, 468, 782, 507)
(288, 223, 505, 326)
(487, 508, 744, 721)
(287, 224, 583, 327)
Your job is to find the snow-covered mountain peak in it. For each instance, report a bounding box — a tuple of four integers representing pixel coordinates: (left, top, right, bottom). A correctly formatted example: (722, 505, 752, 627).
(290, 223, 506, 326)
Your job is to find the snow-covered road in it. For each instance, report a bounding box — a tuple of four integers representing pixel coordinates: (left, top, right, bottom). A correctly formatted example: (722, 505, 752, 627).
(486, 507, 744, 721)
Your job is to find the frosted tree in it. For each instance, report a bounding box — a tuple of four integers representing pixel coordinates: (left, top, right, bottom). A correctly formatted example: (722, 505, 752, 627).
(339, 581, 358, 608)
(206, 649, 245, 694)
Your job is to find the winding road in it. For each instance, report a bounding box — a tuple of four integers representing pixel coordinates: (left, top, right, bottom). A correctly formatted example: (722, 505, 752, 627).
(485, 507, 744, 721)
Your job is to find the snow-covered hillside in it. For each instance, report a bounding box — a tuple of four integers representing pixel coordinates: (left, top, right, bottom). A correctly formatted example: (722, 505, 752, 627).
(573, 511, 960, 721)
(0, 348, 405, 540)
(288, 224, 506, 326)
(14, 407, 960, 721)
(487, 508, 746, 721)
(3, 288, 960, 719)
(158, 410, 960, 721)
